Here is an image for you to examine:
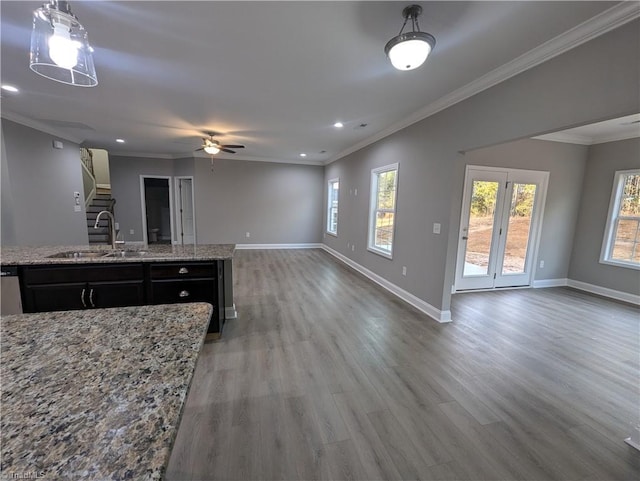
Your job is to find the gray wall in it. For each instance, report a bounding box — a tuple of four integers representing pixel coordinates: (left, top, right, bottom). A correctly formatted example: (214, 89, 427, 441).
(194, 158, 323, 244)
(109, 155, 194, 242)
(1, 119, 88, 246)
(569, 138, 640, 295)
(325, 20, 639, 313)
(463, 139, 588, 281)
(110, 155, 323, 245)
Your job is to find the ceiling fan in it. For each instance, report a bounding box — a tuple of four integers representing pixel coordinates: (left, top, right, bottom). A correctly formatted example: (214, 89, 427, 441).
(195, 133, 245, 155)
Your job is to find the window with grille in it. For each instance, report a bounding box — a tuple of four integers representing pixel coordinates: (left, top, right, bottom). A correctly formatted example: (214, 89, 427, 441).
(601, 169, 640, 269)
(327, 179, 339, 235)
(368, 164, 398, 258)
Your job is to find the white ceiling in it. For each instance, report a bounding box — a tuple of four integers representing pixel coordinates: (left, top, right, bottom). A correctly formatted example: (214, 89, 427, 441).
(0, 1, 636, 165)
(533, 113, 640, 145)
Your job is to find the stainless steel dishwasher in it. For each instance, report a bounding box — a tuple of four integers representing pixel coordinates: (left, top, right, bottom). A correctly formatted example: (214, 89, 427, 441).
(1, 266, 23, 315)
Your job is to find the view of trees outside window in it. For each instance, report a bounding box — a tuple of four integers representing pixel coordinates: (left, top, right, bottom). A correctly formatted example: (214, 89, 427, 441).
(464, 181, 536, 275)
(328, 180, 339, 234)
(372, 168, 397, 253)
(610, 173, 640, 264)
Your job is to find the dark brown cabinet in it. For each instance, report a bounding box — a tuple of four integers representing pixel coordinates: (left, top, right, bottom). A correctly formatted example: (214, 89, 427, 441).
(146, 261, 224, 336)
(21, 264, 145, 312)
(19, 260, 225, 337)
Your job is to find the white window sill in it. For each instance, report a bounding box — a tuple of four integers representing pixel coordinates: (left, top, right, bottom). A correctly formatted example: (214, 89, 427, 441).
(326, 231, 338, 237)
(367, 246, 393, 259)
(599, 258, 640, 270)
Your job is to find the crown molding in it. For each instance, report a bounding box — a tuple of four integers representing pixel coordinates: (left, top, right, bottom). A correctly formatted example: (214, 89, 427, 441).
(1, 110, 84, 144)
(327, 2, 640, 165)
(112, 150, 324, 166)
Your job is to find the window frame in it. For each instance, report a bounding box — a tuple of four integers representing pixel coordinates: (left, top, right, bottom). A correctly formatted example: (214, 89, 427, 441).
(600, 168, 640, 270)
(326, 178, 339, 236)
(367, 163, 399, 259)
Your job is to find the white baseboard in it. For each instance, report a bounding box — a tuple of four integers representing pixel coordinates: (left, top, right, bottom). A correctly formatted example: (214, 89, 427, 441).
(566, 279, 640, 305)
(225, 304, 237, 319)
(235, 243, 322, 250)
(321, 245, 451, 323)
(532, 278, 568, 288)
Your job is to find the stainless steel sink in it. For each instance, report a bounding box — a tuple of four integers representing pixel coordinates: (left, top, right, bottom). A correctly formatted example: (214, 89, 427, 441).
(104, 250, 149, 258)
(47, 251, 111, 259)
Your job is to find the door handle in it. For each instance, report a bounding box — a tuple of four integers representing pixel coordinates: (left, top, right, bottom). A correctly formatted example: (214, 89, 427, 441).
(89, 288, 95, 308)
(178, 267, 189, 274)
(81, 288, 87, 308)
(179, 290, 190, 298)
(462, 236, 468, 240)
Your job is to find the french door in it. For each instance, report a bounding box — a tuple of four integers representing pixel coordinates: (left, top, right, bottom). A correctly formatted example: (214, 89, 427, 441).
(455, 166, 548, 291)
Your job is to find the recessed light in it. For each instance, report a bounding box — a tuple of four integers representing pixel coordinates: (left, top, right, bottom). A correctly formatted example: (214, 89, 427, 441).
(1, 84, 19, 93)
(333, 122, 344, 128)
(116, 138, 125, 143)
(299, 153, 307, 157)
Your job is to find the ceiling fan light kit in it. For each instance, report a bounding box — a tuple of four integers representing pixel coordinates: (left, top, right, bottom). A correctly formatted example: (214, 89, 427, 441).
(385, 4, 435, 71)
(196, 134, 245, 157)
(29, 0, 97, 87)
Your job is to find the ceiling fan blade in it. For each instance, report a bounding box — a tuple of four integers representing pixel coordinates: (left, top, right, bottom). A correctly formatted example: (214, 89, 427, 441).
(222, 144, 244, 149)
(220, 148, 236, 154)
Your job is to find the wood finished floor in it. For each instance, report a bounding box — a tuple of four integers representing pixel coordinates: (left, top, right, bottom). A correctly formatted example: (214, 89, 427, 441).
(166, 249, 640, 481)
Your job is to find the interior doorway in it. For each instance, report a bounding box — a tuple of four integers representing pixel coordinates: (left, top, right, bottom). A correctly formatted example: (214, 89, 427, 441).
(174, 176, 196, 245)
(455, 166, 548, 291)
(140, 176, 174, 245)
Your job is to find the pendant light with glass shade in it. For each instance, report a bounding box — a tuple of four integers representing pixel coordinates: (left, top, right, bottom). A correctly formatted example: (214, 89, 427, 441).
(29, 0, 98, 86)
(385, 5, 435, 71)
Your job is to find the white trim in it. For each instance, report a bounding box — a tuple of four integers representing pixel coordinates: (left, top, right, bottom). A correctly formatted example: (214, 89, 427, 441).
(235, 243, 322, 250)
(327, 177, 339, 236)
(225, 304, 238, 320)
(174, 176, 197, 245)
(368, 163, 399, 259)
(600, 169, 640, 269)
(322, 245, 452, 323)
(566, 279, 640, 306)
(326, 2, 640, 165)
(532, 278, 568, 288)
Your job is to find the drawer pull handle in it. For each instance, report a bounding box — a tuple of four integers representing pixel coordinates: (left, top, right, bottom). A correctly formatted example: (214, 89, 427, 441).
(89, 288, 95, 308)
(178, 267, 189, 274)
(81, 288, 87, 308)
(179, 290, 190, 298)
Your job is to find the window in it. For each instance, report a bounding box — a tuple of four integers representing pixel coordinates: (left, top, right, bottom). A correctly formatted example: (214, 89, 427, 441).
(368, 163, 399, 258)
(601, 169, 640, 269)
(327, 178, 339, 235)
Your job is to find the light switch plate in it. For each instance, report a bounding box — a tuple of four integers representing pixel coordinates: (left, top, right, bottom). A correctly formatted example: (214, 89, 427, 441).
(433, 223, 441, 234)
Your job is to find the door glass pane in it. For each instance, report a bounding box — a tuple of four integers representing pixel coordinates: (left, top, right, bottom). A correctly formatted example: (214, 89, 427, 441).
(463, 180, 499, 276)
(502, 183, 537, 274)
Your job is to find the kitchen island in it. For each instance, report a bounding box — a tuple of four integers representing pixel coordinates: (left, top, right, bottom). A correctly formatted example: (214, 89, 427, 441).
(1, 303, 212, 480)
(1, 244, 236, 339)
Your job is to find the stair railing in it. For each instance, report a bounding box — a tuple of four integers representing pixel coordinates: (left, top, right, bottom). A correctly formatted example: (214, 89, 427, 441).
(80, 148, 97, 208)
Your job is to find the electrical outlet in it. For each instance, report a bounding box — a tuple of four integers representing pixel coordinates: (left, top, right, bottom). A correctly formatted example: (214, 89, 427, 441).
(351, 244, 355, 251)
(433, 223, 441, 234)
(354, 188, 358, 196)
(130, 229, 134, 235)
(114, 222, 120, 230)
(402, 266, 407, 276)
(539, 260, 545, 268)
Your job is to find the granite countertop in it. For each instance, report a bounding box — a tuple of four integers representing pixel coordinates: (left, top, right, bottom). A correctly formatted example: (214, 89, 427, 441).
(0, 243, 235, 266)
(1, 302, 212, 480)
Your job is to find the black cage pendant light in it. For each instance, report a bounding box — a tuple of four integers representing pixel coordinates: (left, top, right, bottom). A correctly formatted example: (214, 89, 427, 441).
(385, 5, 435, 71)
(29, 0, 98, 86)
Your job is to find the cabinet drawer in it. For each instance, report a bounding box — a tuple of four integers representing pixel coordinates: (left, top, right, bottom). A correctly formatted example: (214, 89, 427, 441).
(149, 279, 216, 304)
(22, 264, 144, 285)
(148, 262, 216, 280)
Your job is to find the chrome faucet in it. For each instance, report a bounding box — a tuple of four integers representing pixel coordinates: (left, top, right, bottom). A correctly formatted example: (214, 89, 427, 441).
(94, 210, 118, 249)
